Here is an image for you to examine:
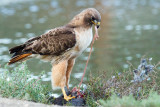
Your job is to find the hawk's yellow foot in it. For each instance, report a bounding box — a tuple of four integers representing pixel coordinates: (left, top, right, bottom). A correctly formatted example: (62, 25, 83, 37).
(62, 87, 75, 101)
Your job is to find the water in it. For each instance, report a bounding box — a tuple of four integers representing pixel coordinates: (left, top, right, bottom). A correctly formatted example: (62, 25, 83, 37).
(0, 0, 160, 94)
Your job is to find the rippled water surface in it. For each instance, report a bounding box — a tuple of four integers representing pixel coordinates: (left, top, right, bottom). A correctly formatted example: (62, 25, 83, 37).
(0, 0, 160, 94)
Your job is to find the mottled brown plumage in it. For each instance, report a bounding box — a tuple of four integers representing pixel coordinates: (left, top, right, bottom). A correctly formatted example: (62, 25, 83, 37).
(9, 27, 76, 58)
(8, 8, 101, 101)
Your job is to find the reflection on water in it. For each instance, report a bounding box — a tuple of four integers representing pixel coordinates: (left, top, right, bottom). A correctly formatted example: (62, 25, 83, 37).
(0, 38, 12, 44)
(0, 0, 160, 92)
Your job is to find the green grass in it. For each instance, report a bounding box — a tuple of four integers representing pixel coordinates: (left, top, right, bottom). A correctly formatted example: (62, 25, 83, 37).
(0, 63, 49, 103)
(100, 91, 160, 107)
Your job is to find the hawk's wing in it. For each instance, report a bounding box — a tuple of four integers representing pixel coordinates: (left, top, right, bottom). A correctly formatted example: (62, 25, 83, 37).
(25, 27, 76, 55)
(9, 26, 76, 64)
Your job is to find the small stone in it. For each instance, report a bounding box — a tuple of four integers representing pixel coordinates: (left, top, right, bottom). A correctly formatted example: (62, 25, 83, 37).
(147, 78, 151, 81)
(149, 58, 152, 61)
(118, 72, 121, 75)
(112, 76, 115, 79)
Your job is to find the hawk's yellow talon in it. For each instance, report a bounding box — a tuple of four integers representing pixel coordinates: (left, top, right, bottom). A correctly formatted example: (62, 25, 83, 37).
(64, 95, 75, 101)
(62, 87, 75, 101)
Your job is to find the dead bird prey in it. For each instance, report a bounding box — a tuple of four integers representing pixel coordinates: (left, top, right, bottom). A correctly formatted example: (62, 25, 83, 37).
(8, 8, 101, 101)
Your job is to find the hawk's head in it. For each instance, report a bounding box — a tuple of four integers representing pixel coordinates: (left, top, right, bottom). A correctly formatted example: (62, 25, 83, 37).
(83, 8, 101, 29)
(69, 8, 101, 29)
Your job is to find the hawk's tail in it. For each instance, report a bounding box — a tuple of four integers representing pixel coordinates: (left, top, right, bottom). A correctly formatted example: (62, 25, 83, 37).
(8, 53, 32, 65)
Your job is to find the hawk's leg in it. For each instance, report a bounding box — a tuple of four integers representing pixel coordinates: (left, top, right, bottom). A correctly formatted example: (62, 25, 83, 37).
(51, 60, 75, 101)
(51, 60, 67, 89)
(66, 58, 75, 89)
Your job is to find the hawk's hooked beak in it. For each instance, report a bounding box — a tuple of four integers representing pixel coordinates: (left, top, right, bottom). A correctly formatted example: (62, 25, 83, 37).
(91, 20, 100, 40)
(91, 20, 100, 28)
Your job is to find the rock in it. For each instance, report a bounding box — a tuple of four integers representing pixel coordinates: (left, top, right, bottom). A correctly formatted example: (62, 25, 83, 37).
(0, 97, 57, 107)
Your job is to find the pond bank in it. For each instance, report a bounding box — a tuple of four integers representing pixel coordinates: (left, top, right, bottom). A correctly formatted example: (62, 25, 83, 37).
(0, 97, 58, 107)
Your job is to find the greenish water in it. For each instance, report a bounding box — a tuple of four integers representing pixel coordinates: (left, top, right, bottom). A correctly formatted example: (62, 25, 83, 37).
(0, 0, 160, 96)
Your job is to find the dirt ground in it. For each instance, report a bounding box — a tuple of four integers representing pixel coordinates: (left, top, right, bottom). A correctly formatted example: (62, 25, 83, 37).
(0, 97, 60, 107)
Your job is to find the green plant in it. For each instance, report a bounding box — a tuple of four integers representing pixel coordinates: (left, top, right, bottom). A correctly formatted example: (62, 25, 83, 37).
(0, 63, 49, 103)
(99, 91, 160, 107)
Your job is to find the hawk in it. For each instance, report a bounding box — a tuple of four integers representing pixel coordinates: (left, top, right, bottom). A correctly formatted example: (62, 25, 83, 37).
(8, 8, 101, 101)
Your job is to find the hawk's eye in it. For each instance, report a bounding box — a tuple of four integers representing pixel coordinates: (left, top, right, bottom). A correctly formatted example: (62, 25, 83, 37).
(91, 17, 95, 21)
